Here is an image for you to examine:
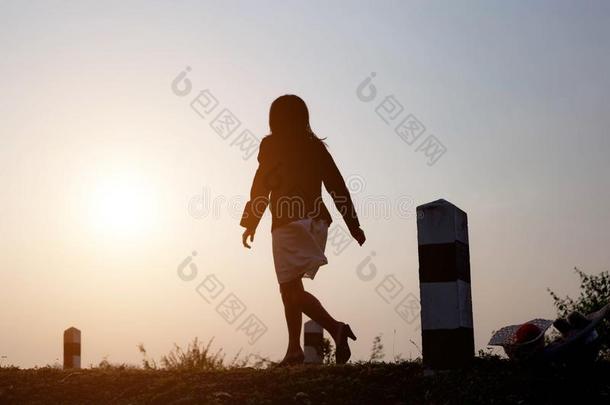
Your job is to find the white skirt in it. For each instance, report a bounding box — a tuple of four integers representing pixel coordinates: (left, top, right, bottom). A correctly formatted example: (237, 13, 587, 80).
(272, 218, 329, 284)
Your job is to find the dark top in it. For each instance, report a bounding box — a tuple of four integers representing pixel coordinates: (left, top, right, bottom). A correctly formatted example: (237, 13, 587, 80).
(240, 134, 360, 233)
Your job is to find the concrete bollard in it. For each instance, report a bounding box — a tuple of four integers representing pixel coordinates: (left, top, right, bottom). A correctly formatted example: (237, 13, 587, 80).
(416, 199, 474, 370)
(63, 327, 81, 369)
(303, 319, 324, 364)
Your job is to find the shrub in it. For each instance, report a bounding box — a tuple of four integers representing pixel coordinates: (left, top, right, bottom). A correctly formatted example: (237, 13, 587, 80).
(322, 337, 335, 364)
(369, 334, 385, 362)
(159, 337, 224, 371)
(548, 267, 610, 356)
(138, 338, 271, 370)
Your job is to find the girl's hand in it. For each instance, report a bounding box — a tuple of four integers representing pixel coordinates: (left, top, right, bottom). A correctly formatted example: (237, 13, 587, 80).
(242, 228, 256, 249)
(351, 227, 366, 246)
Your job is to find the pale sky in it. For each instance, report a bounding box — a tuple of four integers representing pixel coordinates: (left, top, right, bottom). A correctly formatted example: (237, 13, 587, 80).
(1, 0, 609, 368)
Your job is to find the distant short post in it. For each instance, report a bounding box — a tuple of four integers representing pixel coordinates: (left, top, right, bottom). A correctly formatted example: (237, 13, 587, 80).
(303, 320, 323, 364)
(63, 327, 81, 369)
(416, 199, 474, 370)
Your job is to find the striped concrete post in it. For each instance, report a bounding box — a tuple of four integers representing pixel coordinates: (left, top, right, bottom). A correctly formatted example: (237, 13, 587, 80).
(63, 327, 81, 369)
(303, 319, 323, 364)
(416, 199, 474, 370)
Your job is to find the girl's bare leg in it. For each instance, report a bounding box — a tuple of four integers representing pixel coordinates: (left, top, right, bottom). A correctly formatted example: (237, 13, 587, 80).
(300, 290, 342, 341)
(281, 278, 343, 344)
(279, 279, 305, 362)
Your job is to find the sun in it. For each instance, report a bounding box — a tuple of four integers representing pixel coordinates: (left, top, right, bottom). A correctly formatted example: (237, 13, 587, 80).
(86, 173, 157, 238)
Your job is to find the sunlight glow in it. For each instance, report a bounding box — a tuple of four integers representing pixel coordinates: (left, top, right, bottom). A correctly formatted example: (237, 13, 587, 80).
(86, 173, 158, 238)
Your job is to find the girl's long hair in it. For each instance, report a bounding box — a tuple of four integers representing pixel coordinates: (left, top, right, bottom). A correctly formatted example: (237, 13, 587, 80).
(269, 94, 326, 144)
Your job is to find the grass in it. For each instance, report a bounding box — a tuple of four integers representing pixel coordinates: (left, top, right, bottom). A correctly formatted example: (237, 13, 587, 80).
(2, 357, 610, 404)
(137, 338, 272, 371)
(2, 338, 610, 404)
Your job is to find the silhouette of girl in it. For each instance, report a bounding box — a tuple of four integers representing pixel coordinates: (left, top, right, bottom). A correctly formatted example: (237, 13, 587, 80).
(241, 95, 366, 365)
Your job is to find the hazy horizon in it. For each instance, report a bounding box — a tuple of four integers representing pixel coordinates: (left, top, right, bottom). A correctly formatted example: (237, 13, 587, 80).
(1, 0, 609, 368)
